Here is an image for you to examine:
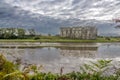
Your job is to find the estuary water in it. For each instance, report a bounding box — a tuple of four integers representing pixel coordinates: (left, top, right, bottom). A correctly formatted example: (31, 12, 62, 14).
(1, 42, 120, 73)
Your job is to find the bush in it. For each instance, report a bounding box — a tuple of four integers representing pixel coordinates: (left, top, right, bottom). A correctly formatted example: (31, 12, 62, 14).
(105, 37, 111, 40)
(33, 36, 40, 40)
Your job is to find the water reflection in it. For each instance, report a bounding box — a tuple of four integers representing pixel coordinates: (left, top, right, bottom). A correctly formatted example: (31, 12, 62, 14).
(1, 43, 120, 62)
(0, 43, 120, 73)
(59, 47, 97, 58)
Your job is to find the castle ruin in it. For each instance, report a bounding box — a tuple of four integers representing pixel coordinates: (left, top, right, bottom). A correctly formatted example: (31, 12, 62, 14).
(60, 26, 97, 39)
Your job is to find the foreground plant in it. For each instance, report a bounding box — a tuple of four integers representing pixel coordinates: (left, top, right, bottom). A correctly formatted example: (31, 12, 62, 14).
(0, 54, 29, 80)
(0, 54, 120, 80)
(78, 60, 118, 80)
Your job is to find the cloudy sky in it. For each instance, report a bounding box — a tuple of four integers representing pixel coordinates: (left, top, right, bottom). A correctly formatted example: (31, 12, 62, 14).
(0, 0, 120, 36)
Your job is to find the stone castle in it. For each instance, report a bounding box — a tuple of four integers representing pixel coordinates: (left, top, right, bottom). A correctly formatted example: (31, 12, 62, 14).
(60, 26, 97, 39)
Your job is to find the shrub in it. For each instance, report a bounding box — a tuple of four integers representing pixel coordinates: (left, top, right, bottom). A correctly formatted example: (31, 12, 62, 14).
(33, 36, 40, 40)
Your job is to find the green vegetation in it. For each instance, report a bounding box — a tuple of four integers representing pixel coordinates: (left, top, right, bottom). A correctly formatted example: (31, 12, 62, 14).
(0, 28, 36, 39)
(0, 28, 25, 39)
(0, 36, 119, 43)
(0, 54, 120, 80)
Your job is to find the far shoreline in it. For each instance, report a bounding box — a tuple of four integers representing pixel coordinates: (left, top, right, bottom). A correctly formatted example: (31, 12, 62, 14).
(0, 37, 119, 43)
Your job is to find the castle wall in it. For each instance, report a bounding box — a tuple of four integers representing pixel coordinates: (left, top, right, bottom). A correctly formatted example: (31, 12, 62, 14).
(60, 26, 97, 39)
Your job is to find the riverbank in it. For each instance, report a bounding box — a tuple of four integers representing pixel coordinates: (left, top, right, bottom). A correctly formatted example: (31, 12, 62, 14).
(0, 37, 119, 43)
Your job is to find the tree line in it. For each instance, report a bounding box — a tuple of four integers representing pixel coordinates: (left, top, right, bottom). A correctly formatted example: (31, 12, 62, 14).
(0, 28, 36, 39)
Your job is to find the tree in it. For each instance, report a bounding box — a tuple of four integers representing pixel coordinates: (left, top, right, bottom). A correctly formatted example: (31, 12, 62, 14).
(0, 28, 26, 39)
(28, 29, 36, 36)
(17, 28, 25, 38)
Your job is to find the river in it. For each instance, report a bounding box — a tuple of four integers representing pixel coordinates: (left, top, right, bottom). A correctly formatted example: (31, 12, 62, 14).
(1, 42, 120, 73)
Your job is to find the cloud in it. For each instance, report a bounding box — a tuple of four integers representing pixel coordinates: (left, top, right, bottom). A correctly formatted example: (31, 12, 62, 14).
(3, 0, 120, 20)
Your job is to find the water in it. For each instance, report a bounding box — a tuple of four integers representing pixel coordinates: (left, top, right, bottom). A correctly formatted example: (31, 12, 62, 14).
(1, 42, 120, 73)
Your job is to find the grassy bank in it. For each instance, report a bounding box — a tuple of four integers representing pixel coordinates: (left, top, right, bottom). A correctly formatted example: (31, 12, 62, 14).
(0, 54, 120, 80)
(0, 37, 120, 43)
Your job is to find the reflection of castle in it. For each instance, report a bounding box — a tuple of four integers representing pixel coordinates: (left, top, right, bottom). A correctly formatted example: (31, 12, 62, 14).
(59, 47, 98, 58)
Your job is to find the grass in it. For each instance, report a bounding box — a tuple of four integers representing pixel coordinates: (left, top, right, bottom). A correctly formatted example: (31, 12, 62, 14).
(0, 54, 120, 80)
(0, 37, 120, 43)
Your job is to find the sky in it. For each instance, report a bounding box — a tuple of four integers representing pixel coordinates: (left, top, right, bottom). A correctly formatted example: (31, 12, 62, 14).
(0, 0, 120, 36)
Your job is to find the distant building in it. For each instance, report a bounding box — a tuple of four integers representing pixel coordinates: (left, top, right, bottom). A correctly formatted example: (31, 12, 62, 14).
(60, 26, 97, 39)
